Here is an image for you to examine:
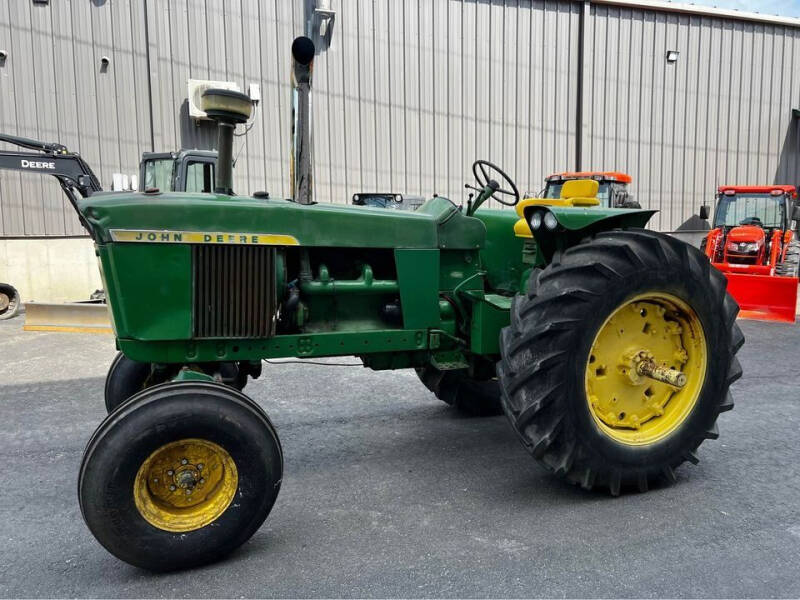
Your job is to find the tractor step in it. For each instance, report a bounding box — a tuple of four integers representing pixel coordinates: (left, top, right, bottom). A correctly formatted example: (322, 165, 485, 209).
(23, 302, 112, 334)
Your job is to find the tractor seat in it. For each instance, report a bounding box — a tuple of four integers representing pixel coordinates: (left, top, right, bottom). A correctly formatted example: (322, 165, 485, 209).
(558, 179, 601, 206)
(517, 179, 602, 215)
(513, 179, 601, 239)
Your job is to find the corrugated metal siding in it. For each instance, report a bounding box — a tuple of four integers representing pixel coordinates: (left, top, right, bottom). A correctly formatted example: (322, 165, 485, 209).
(0, 0, 152, 236)
(312, 0, 579, 207)
(582, 4, 800, 230)
(1, 0, 799, 236)
(145, 0, 303, 200)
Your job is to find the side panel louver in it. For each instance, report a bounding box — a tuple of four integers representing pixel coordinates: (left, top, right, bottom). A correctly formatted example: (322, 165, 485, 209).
(192, 245, 276, 338)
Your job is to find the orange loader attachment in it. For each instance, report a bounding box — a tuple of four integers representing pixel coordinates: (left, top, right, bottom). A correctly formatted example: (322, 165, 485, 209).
(704, 227, 798, 323)
(722, 270, 798, 322)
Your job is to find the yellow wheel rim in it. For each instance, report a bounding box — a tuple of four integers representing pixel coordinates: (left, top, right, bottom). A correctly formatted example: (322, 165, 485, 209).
(584, 293, 707, 446)
(134, 438, 238, 532)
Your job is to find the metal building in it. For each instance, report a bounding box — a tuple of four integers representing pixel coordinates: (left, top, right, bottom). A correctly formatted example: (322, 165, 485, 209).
(1, 0, 800, 299)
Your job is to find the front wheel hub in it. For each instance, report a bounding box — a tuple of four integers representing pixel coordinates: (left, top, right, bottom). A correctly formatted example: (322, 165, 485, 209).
(585, 294, 707, 445)
(133, 438, 237, 532)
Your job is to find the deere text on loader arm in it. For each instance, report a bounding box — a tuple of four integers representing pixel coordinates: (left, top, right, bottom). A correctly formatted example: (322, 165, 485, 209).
(0, 133, 102, 320)
(0, 134, 222, 319)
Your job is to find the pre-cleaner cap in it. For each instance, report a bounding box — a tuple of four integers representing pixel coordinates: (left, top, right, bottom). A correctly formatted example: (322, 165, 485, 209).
(200, 88, 252, 123)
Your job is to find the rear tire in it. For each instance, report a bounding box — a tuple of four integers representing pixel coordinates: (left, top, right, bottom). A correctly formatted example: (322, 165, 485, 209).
(416, 365, 502, 416)
(0, 284, 20, 320)
(775, 240, 800, 277)
(497, 230, 743, 494)
(79, 382, 283, 571)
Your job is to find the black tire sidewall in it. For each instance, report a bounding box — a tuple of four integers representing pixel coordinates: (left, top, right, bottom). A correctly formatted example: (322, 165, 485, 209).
(560, 260, 728, 470)
(80, 384, 282, 571)
(0, 284, 20, 320)
(415, 365, 502, 416)
(104, 353, 152, 413)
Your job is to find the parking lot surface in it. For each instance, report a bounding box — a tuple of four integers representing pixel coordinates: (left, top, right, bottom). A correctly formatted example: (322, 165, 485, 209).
(1, 317, 799, 598)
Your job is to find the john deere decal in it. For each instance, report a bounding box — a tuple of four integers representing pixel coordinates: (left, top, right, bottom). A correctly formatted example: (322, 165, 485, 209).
(109, 229, 300, 246)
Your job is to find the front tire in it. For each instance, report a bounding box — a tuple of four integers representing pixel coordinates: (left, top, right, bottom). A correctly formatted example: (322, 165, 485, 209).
(104, 353, 252, 413)
(498, 231, 743, 494)
(104, 353, 153, 413)
(80, 382, 283, 571)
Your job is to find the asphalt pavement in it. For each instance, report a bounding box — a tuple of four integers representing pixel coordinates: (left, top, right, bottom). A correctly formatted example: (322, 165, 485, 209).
(0, 316, 799, 598)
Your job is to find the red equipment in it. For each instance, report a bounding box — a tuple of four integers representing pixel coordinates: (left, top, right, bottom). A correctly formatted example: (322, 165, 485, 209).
(703, 185, 800, 322)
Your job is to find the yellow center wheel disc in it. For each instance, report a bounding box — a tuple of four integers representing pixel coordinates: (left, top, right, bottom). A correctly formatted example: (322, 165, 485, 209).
(133, 438, 238, 532)
(585, 293, 707, 446)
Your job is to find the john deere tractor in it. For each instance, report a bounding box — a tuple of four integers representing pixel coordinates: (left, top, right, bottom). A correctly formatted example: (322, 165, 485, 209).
(74, 37, 742, 571)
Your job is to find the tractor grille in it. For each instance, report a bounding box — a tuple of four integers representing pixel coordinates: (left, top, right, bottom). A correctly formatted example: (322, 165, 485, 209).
(192, 245, 276, 338)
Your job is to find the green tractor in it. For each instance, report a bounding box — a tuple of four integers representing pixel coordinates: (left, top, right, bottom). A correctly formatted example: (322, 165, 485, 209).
(75, 38, 742, 571)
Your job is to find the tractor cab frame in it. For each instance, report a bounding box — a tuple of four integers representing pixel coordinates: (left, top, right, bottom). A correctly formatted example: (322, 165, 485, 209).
(709, 185, 798, 236)
(139, 150, 218, 193)
(542, 171, 637, 208)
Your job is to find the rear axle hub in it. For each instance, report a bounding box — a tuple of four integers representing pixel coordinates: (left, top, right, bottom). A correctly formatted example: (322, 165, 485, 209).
(585, 295, 707, 444)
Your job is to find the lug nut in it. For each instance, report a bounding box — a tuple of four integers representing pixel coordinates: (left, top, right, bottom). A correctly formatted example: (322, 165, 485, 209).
(181, 459, 188, 465)
(199, 478, 205, 484)
(169, 485, 176, 491)
(167, 470, 174, 476)
(197, 464, 203, 470)
(153, 477, 159, 483)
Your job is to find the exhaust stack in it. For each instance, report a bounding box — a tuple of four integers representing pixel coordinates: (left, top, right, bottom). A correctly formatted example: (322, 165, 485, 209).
(200, 88, 252, 195)
(290, 36, 315, 204)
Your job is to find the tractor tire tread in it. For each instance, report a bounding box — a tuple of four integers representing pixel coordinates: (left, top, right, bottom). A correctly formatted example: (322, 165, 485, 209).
(497, 229, 742, 494)
(415, 365, 503, 416)
(775, 240, 800, 277)
(79, 381, 282, 571)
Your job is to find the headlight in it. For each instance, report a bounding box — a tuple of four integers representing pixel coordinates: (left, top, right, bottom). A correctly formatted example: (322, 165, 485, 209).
(544, 211, 559, 230)
(529, 211, 543, 230)
(727, 241, 759, 253)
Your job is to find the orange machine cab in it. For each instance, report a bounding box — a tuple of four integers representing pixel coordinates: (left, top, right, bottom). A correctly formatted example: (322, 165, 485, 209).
(703, 185, 799, 321)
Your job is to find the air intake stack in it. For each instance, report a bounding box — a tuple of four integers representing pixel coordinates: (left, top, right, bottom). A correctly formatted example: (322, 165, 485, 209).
(200, 88, 253, 195)
(290, 36, 315, 204)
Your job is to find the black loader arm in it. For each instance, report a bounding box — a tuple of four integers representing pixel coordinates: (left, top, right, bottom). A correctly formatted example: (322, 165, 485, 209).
(0, 133, 103, 237)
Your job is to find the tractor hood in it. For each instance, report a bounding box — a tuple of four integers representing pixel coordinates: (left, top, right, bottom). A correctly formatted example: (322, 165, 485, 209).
(727, 225, 766, 245)
(77, 192, 486, 250)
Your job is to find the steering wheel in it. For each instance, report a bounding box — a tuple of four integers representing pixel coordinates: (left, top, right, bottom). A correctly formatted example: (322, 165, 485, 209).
(471, 160, 520, 207)
(740, 216, 763, 226)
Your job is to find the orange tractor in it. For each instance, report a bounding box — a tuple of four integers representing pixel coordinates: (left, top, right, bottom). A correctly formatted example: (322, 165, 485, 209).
(702, 185, 800, 322)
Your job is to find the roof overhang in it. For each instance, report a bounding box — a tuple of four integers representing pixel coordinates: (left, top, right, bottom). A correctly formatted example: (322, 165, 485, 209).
(593, 0, 800, 29)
